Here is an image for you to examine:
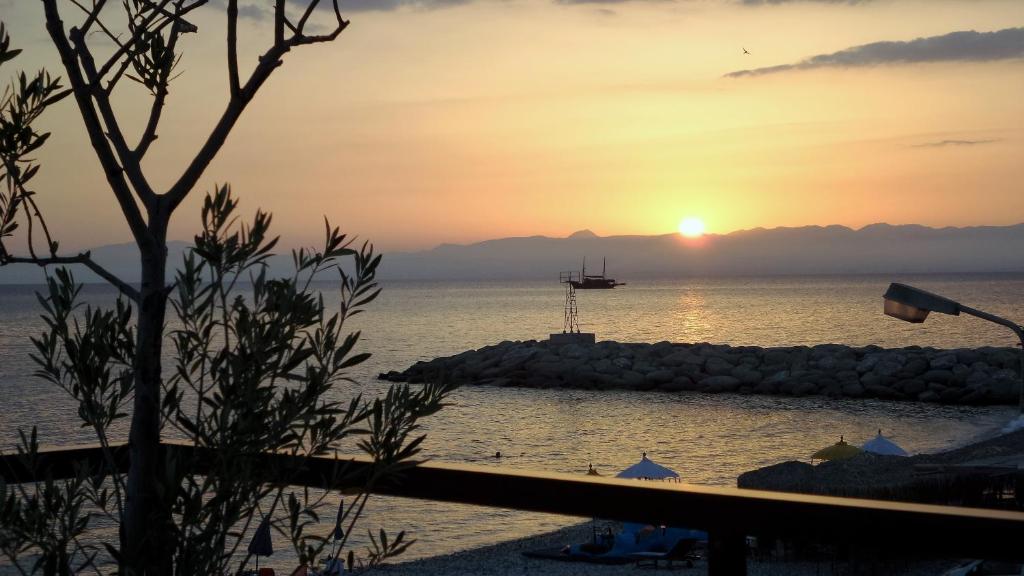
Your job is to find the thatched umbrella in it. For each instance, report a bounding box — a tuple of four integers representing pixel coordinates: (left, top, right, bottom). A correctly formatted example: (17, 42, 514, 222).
(811, 436, 862, 462)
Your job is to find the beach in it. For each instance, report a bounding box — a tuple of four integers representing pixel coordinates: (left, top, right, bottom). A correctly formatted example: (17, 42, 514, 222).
(380, 521, 958, 576)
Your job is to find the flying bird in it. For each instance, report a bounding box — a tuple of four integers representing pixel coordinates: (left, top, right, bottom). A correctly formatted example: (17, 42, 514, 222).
(742, 47, 751, 55)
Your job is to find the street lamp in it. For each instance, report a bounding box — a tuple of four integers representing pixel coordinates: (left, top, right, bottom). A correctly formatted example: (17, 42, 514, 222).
(883, 283, 1024, 414)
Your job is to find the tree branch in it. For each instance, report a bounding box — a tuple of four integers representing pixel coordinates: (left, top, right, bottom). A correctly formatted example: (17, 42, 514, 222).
(1, 252, 140, 302)
(68, 27, 157, 208)
(40, 0, 152, 249)
(164, 2, 349, 213)
(227, 0, 240, 98)
(95, 0, 202, 87)
(134, 17, 184, 160)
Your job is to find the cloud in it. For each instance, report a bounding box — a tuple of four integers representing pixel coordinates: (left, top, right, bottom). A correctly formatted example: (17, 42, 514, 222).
(912, 139, 1000, 148)
(726, 27, 1024, 78)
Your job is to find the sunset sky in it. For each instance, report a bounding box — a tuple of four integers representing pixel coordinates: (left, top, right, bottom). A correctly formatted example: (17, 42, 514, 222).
(2, 0, 1023, 251)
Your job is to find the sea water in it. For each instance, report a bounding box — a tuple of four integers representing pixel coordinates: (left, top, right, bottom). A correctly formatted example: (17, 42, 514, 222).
(0, 274, 1020, 565)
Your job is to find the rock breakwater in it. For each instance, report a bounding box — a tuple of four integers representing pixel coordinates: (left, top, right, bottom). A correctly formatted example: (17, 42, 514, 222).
(379, 340, 1023, 405)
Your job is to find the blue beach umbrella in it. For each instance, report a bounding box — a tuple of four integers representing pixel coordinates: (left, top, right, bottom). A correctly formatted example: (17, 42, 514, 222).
(862, 429, 908, 456)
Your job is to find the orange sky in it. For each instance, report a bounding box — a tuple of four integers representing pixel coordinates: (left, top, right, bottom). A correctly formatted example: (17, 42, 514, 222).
(4, 0, 1024, 251)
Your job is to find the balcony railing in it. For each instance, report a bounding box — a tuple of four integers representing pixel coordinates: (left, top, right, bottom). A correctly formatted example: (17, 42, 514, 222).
(3, 441, 1023, 575)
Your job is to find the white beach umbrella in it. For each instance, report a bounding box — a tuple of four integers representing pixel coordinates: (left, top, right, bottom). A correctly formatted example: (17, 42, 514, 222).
(862, 429, 908, 457)
(616, 452, 680, 481)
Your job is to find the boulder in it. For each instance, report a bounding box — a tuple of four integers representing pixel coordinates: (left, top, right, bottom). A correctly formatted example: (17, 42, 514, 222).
(897, 379, 927, 396)
(956, 349, 982, 365)
(705, 356, 735, 376)
(898, 356, 929, 378)
(840, 382, 865, 397)
(618, 371, 645, 389)
(500, 346, 538, 368)
(560, 344, 590, 359)
(645, 369, 675, 386)
(660, 376, 695, 392)
(703, 375, 741, 392)
(929, 353, 957, 370)
(612, 357, 632, 370)
(763, 349, 791, 366)
(731, 365, 763, 385)
(921, 370, 954, 386)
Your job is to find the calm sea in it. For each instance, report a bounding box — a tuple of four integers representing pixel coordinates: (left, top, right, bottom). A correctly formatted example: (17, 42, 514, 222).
(1, 274, 1021, 566)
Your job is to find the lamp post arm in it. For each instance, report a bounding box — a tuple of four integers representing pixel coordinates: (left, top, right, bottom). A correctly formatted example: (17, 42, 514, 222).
(959, 304, 1024, 415)
(959, 305, 1024, 342)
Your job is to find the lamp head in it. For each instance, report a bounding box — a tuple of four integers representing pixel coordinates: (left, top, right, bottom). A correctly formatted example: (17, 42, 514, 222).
(883, 283, 961, 324)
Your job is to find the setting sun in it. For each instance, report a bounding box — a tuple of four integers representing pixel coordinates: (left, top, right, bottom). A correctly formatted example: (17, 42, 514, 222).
(678, 217, 706, 238)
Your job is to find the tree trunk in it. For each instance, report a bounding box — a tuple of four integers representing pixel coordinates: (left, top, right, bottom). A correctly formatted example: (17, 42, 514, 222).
(124, 218, 170, 575)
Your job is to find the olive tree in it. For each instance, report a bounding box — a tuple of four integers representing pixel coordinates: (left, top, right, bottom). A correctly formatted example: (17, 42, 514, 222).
(0, 3, 450, 574)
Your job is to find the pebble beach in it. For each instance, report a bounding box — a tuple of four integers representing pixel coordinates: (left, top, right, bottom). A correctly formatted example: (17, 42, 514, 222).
(379, 521, 958, 576)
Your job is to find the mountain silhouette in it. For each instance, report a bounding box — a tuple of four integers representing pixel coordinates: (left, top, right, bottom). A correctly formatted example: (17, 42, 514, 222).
(2, 223, 1023, 284)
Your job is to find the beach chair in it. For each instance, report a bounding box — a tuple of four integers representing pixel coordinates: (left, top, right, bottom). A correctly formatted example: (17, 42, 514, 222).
(629, 538, 699, 569)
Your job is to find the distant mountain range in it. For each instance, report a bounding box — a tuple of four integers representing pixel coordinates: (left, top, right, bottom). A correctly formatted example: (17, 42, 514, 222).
(2, 223, 1023, 284)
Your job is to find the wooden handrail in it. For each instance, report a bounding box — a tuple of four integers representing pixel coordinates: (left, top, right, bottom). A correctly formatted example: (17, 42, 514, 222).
(3, 441, 1022, 575)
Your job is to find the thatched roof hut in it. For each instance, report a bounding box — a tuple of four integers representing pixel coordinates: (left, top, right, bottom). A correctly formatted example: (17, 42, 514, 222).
(738, 429, 1024, 509)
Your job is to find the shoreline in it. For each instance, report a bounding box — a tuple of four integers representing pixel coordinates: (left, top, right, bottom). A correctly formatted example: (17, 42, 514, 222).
(380, 428, 1024, 575)
(380, 339, 1023, 406)
(380, 521, 957, 576)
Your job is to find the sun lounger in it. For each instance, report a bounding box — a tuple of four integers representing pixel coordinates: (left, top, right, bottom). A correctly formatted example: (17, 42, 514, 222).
(629, 538, 699, 569)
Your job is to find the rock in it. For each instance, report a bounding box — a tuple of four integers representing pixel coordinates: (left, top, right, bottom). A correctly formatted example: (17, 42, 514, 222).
(612, 356, 632, 370)
(381, 340, 1022, 406)
(898, 379, 926, 396)
(592, 358, 615, 374)
(922, 370, 954, 385)
(702, 375, 741, 392)
(793, 381, 818, 397)
(633, 361, 656, 374)
(833, 358, 858, 372)
(966, 371, 992, 389)
(618, 371, 645, 389)
(987, 349, 1020, 370)
(763, 350, 791, 366)
(898, 356, 929, 378)
(860, 373, 894, 389)
(841, 382, 865, 397)
(559, 344, 590, 359)
(956, 349, 982, 365)
(731, 365, 763, 385)
(873, 359, 903, 378)
(569, 370, 599, 388)
(929, 353, 957, 370)
(939, 387, 965, 403)
(645, 369, 675, 386)
(836, 370, 860, 383)
(660, 376, 695, 392)
(865, 384, 901, 399)
(705, 356, 735, 376)
(856, 354, 881, 374)
(814, 356, 837, 371)
(500, 347, 538, 368)
(990, 371, 1021, 402)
